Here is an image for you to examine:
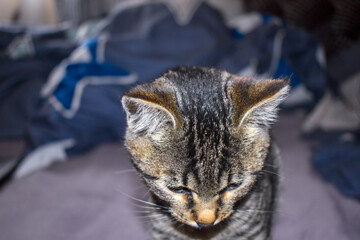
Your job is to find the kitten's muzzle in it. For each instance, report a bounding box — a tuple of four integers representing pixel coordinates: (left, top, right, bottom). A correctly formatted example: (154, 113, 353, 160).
(195, 209, 216, 226)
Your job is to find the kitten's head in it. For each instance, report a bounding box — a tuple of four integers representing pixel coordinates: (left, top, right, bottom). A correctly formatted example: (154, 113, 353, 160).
(122, 67, 289, 228)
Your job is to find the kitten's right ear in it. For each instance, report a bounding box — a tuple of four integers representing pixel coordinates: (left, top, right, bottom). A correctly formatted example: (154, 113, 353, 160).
(121, 84, 181, 138)
(229, 77, 289, 129)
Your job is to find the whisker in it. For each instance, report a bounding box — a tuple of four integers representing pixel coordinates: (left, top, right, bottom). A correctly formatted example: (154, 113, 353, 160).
(142, 188, 151, 198)
(175, 223, 185, 229)
(115, 188, 169, 209)
(135, 213, 169, 220)
(234, 207, 284, 214)
(119, 210, 153, 214)
(113, 169, 136, 174)
(129, 202, 165, 210)
(136, 214, 172, 224)
(258, 170, 282, 178)
(236, 209, 274, 214)
(263, 163, 278, 168)
(232, 217, 246, 226)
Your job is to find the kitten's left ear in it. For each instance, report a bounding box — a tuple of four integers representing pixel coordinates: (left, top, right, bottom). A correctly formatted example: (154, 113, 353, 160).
(229, 77, 290, 128)
(121, 83, 181, 138)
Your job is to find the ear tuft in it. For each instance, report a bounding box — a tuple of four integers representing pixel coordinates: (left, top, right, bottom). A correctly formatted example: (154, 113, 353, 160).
(121, 83, 181, 138)
(229, 77, 290, 128)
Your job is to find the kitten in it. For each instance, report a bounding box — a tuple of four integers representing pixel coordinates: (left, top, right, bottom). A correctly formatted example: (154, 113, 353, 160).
(121, 67, 289, 239)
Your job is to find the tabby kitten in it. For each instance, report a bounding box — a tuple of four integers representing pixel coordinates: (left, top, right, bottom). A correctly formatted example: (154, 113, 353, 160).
(122, 67, 289, 240)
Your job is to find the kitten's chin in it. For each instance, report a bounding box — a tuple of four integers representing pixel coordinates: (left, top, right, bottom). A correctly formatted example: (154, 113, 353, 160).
(183, 219, 222, 229)
(173, 211, 231, 229)
(187, 221, 199, 228)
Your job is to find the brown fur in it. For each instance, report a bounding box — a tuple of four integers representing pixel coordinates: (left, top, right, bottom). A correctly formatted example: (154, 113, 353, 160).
(122, 67, 289, 239)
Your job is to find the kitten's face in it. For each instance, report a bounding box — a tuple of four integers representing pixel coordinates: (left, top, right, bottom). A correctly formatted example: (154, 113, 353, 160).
(122, 67, 288, 228)
(126, 129, 269, 227)
(126, 123, 269, 227)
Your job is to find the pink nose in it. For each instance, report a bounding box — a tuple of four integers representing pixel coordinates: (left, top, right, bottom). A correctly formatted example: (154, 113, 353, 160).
(197, 209, 216, 225)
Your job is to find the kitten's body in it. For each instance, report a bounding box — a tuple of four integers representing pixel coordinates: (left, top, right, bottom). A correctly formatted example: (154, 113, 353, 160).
(122, 67, 288, 240)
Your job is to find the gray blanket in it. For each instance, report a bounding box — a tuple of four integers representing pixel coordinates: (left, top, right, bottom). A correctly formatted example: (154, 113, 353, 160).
(0, 113, 359, 240)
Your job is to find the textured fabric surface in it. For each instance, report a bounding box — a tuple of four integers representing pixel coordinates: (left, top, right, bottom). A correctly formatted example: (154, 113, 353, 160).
(244, 0, 360, 57)
(272, 114, 360, 240)
(0, 26, 75, 139)
(0, 113, 359, 240)
(5, 1, 324, 181)
(313, 142, 360, 200)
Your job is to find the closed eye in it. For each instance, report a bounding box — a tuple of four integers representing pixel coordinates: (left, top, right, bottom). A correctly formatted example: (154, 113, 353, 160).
(168, 186, 191, 194)
(220, 182, 242, 193)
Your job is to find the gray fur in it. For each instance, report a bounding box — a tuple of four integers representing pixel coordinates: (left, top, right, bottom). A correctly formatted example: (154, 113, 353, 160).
(122, 67, 288, 239)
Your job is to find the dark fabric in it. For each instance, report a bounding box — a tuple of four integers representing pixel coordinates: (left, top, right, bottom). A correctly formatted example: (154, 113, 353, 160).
(0, 26, 25, 52)
(102, 3, 236, 83)
(244, 0, 360, 57)
(221, 21, 325, 98)
(0, 26, 76, 139)
(326, 40, 360, 95)
(313, 141, 360, 200)
(24, 3, 238, 157)
(0, 2, 325, 182)
(26, 3, 324, 156)
(0, 59, 60, 138)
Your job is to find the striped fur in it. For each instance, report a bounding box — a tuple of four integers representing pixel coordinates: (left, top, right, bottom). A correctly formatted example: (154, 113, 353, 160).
(122, 67, 288, 239)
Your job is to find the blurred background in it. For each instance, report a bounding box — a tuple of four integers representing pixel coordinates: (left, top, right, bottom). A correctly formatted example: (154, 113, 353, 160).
(0, 0, 359, 239)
